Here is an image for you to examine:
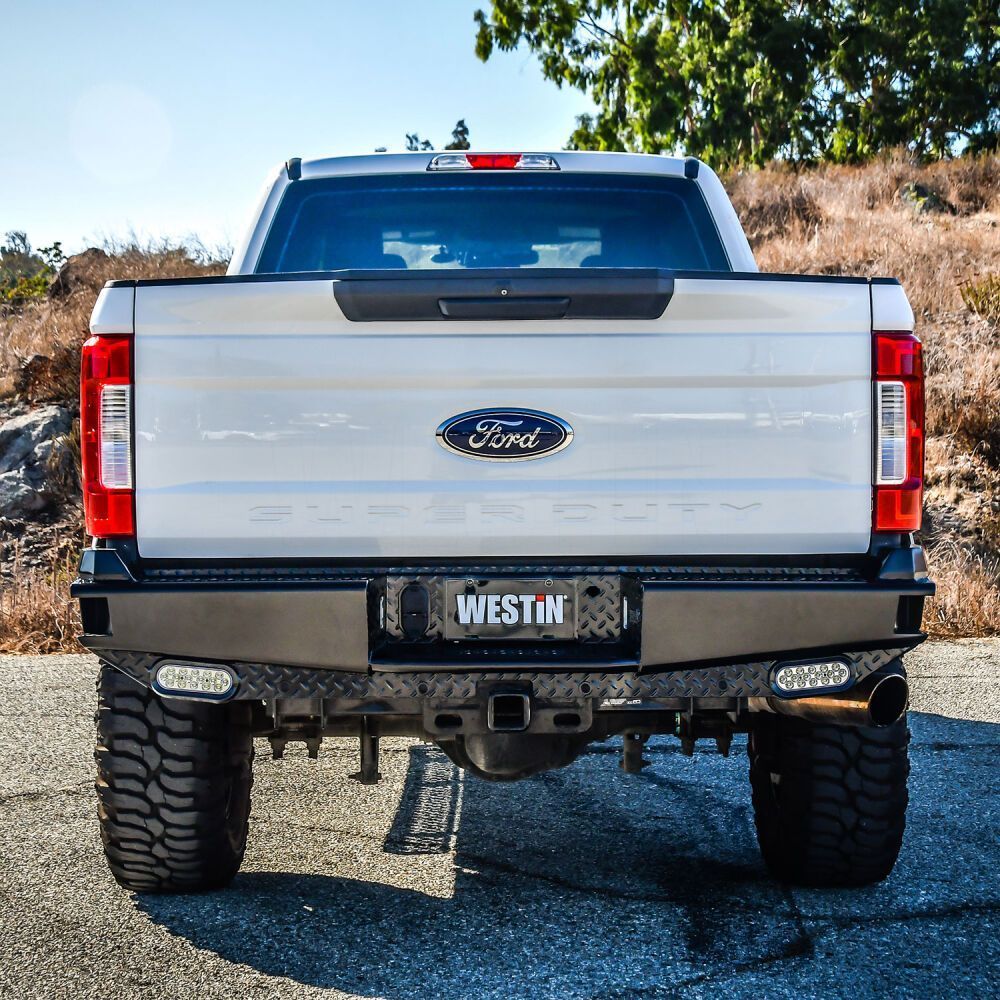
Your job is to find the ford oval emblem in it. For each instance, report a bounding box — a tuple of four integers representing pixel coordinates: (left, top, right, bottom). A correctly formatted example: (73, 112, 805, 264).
(437, 408, 573, 462)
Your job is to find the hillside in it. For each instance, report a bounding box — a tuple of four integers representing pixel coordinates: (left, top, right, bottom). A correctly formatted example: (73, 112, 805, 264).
(1, 154, 998, 650)
(726, 155, 1000, 635)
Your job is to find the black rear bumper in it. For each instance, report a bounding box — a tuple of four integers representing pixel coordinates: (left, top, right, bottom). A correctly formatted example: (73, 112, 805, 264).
(73, 546, 933, 700)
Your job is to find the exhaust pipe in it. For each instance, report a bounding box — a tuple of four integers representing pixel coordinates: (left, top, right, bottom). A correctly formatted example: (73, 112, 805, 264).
(751, 670, 909, 728)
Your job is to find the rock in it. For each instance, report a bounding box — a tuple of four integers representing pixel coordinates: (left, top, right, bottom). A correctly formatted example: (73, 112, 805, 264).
(0, 405, 72, 474)
(31, 439, 55, 464)
(0, 405, 73, 518)
(47, 248, 109, 299)
(899, 182, 956, 215)
(0, 468, 47, 517)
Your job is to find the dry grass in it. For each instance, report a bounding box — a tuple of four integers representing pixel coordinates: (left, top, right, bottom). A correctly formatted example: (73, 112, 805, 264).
(926, 345, 1000, 458)
(923, 543, 1000, 638)
(0, 237, 227, 401)
(727, 154, 1000, 319)
(961, 273, 1000, 324)
(0, 547, 82, 654)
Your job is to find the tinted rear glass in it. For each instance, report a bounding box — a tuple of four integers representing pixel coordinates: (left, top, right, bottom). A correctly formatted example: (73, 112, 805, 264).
(256, 172, 730, 273)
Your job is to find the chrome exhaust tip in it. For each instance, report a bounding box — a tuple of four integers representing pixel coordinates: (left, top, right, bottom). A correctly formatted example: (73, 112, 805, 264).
(751, 669, 909, 728)
(864, 672, 910, 727)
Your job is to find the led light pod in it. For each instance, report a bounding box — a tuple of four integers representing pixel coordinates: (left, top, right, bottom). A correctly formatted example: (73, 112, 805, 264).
(773, 659, 852, 695)
(154, 662, 236, 700)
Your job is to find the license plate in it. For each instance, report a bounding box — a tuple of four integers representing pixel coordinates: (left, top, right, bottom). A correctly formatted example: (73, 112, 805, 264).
(444, 578, 577, 640)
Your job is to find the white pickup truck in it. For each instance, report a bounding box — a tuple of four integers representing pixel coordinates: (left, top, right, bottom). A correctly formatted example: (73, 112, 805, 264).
(75, 151, 932, 893)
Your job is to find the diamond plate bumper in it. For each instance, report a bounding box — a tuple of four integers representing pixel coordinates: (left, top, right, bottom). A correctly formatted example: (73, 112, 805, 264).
(100, 647, 909, 703)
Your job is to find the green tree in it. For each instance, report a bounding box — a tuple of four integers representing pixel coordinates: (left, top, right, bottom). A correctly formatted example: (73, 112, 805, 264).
(404, 120, 473, 152)
(819, 1, 999, 160)
(0, 232, 59, 310)
(405, 132, 435, 151)
(445, 118, 472, 149)
(0, 231, 45, 284)
(474, 1, 998, 165)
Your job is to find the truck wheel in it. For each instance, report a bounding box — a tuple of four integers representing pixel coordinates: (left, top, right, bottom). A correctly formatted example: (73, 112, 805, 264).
(748, 712, 909, 886)
(95, 663, 253, 893)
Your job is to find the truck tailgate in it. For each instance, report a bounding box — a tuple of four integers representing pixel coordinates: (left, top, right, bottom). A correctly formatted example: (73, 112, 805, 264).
(132, 274, 874, 559)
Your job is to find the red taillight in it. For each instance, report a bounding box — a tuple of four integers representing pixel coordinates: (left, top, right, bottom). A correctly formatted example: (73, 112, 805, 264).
(466, 153, 523, 169)
(81, 334, 135, 537)
(873, 331, 923, 532)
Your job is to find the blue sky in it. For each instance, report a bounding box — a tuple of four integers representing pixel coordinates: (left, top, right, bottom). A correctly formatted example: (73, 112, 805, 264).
(4, 1, 593, 254)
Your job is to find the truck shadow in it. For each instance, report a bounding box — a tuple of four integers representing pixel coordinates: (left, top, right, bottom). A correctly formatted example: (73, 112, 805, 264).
(136, 711, 1000, 999)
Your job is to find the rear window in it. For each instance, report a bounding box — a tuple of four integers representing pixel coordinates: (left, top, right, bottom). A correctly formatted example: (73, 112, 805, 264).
(256, 172, 731, 273)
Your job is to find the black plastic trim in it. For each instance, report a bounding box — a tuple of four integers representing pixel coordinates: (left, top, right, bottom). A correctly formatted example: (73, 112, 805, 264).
(79, 547, 137, 583)
(334, 269, 674, 321)
(285, 157, 302, 181)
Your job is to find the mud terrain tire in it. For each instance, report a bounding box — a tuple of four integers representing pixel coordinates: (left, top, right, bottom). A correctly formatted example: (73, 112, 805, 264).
(748, 711, 909, 886)
(95, 663, 253, 892)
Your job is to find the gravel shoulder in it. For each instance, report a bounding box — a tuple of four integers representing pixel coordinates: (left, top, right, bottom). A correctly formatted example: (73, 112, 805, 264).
(0, 642, 996, 999)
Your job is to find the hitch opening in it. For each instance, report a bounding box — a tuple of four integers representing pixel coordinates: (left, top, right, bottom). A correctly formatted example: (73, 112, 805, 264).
(488, 692, 531, 732)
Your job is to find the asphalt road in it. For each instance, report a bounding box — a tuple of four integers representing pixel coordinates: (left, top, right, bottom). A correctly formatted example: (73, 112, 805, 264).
(0, 644, 997, 1000)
